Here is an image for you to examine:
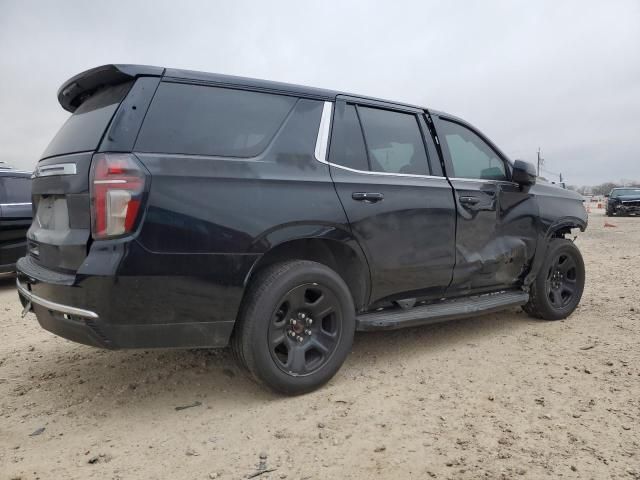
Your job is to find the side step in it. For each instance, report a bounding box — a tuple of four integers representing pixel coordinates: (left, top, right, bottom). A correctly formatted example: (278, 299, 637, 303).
(356, 290, 529, 331)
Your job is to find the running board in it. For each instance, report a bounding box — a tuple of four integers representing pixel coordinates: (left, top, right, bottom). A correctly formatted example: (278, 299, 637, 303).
(356, 290, 529, 331)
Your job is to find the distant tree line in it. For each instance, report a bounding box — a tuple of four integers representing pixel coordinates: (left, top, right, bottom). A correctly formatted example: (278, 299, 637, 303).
(566, 181, 640, 196)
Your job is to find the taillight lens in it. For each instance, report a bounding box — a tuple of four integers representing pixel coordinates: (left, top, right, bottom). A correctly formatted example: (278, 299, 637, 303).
(90, 153, 147, 239)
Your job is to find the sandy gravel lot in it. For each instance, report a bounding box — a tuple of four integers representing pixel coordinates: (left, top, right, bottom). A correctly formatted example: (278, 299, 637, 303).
(1, 210, 639, 480)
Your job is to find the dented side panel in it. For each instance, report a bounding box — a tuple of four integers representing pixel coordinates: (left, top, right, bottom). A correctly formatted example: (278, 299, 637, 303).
(445, 179, 539, 296)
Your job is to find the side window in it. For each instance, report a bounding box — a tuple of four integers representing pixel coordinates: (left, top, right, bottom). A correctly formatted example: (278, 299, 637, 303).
(438, 119, 507, 180)
(135, 82, 297, 157)
(328, 103, 368, 171)
(358, 107, 429, 175)
(2, 177, 31, 203)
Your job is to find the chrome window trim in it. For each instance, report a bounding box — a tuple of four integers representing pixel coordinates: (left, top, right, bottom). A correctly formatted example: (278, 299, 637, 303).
(312, 102, 517, 184)
(313, 101, 446, 181)
(34, 163, 77, 178)
(0, 202, 32, 206)
(449, 177, 519, 186)
(16, 278, 99, 319)
(314, 101, 333, 163)
(328, 162, 446, 180)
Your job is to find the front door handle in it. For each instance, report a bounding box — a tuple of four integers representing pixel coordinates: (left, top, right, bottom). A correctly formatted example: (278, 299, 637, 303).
(352, 192, 384, 203)
(459, 195, 480, 206)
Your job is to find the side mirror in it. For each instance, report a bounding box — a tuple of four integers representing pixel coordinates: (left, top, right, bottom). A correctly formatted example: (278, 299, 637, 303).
(512, 160, 536, 186)
(604, 194, 610, 198)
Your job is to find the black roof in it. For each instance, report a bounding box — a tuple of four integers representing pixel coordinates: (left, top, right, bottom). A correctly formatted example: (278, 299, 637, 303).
(58, 64, 427, 113)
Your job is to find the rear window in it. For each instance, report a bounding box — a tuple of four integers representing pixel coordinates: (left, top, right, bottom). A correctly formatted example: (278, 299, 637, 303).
(135, 82, 297, 157)
(42, 82, 132, 159)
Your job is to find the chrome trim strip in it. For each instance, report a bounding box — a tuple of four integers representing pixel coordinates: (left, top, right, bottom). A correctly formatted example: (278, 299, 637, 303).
(16, 278, 99, 319)
(34, 163, 77, 178)
(312, 101, 445, 180)
(314, 101, 333, 163)
(0, 202, 32, 206)
(449, 177, 519, 186)
(328, 162, 445, 180)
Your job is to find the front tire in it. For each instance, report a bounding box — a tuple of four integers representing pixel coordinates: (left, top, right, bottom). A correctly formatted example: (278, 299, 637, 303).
(523, 238, 585, 320)
(232, 260, 355, 395)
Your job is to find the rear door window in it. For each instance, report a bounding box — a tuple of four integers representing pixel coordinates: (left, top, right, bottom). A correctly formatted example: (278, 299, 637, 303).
(42, 82, 133, 159)
(329, 103, 368, 171)
(135, 82, 297, 157)
(357, 106, 429, 175)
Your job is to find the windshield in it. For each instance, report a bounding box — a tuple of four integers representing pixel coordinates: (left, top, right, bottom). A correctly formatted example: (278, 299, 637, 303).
(611, 188, 640, 197)
(41, 81, 132, 159)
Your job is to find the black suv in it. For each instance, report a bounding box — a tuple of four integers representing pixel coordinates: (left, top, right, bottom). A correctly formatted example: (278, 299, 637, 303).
(0, 164, 32, 274)
(606, 187, 640, 216)
(17, 65, 587, 394)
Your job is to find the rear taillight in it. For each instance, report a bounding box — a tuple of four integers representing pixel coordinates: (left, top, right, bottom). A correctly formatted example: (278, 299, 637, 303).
(90, 153, 147, 239)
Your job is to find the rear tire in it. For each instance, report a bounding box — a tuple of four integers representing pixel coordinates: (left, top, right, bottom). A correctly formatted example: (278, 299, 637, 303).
(232, 260, 355, 395)
(523, 238, 585, 320)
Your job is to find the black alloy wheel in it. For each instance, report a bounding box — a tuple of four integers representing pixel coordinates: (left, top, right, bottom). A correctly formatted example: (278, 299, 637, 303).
(268, 283, 342, 376)
(232, 260, 355, 395)
(523, 238, 585, 321)
(545, 253, 578, 309)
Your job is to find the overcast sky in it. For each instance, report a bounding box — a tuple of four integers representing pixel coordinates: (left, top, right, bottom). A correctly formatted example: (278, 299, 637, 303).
(1, 0, 638, 185)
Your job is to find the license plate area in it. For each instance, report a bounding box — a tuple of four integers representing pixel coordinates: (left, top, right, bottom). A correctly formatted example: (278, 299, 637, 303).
(35, 196, 71, 232)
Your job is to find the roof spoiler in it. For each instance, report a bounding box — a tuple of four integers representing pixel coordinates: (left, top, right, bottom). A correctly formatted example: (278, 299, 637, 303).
(57, 64, 165, 112)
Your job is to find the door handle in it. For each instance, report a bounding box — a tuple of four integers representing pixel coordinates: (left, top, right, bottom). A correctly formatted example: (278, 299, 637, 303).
(352, 192, 384, 203)
(459, 196, 480, 205)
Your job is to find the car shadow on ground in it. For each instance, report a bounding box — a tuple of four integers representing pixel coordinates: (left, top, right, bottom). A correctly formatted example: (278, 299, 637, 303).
(9, 306, 535, 411)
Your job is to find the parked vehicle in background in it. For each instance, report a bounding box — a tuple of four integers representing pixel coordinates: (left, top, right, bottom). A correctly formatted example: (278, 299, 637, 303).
(605, 187, 640, 216)
(17, 65, 588, 394)
(0, 165, 32, 274)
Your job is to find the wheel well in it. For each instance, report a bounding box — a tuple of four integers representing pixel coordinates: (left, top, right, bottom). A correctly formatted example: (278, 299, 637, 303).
(246, 238, 369, 311)
(552, 227, 573, 238)
(549, 222, 585, 239)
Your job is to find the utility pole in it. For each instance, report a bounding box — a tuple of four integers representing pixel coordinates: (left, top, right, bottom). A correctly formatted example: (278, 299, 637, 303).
(537, 147, 543, 177)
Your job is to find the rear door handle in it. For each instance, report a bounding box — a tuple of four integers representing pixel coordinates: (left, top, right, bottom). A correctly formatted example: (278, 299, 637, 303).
(459, 196, 480, 205)
(352, 192, 384, 203)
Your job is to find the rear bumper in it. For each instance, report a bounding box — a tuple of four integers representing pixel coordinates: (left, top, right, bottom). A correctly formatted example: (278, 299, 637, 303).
(17, 276, 108, 348)
(17, 277, 98, 318)
(15, 252, 246, 350)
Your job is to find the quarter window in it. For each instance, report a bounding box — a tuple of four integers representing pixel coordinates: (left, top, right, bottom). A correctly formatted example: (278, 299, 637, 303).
(136, 82, 297, 157)
(358, 107, 429, 175)
(438, 120, 507, 180)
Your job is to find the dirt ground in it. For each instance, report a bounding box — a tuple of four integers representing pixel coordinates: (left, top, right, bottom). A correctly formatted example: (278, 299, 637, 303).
(1, 209, 639, 480)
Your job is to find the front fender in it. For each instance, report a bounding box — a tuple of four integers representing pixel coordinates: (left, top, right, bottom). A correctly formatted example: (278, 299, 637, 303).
(522, 183, 588, 287)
